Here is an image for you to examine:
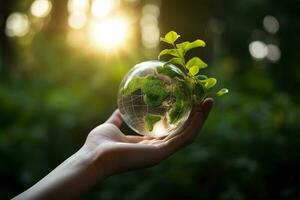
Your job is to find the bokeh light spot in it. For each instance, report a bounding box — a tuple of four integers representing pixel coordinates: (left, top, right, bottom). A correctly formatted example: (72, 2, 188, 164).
(68, 12, 87, 29)
(92, 0, 119, 18)
(140, 4, 160, 49)
(267, 44, 281, 62)
(5, 12, 30, 37)
(68, 0, 89, 13)
(249, 41, 268, 60)
(263, 15, 279, 34)
(30, 0, 52, 18)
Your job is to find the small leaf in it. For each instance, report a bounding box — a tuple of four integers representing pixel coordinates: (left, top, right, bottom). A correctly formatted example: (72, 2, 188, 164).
(185, 39, 206, 52)
(161, 31, 180, 44)
(216, 88, 229, 96)
(189, 65, 200, 76)
(186, 57, 208, 69)
(207, 88, 229, 97)
(201, 78, 217, 89)
(176, 41, 189, 49)
(165, 57, 185, 66)
(158, 49, 181, 59)
(196, 75, 208, 80)
(176, 42, 189, 54)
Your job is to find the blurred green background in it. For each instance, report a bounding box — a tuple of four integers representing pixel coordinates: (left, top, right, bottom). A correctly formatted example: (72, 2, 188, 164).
(1, 0, 300, 199)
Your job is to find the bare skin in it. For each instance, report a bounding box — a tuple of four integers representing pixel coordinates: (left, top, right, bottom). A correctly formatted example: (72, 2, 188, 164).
(13, 98, 214, 200)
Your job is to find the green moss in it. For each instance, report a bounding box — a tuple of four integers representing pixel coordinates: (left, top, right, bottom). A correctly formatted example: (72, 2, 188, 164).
(144, 114, 161, 131)
(168, 85, 189, 124)
(123, 75, 168, 107)
(143, 76, 168, 107)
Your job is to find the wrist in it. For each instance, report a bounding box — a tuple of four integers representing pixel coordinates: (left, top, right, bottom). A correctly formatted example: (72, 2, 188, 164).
(77, 146, 112, 181)
(74, 146, 114, 181)
(14, 148, 109, 200)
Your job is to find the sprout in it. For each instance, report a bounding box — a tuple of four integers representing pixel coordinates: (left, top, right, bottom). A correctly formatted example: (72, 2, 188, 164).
(159, 31, 229, 104)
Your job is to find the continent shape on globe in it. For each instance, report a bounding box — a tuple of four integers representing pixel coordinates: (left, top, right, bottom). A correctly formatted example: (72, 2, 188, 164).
(118, 61, 192, 138)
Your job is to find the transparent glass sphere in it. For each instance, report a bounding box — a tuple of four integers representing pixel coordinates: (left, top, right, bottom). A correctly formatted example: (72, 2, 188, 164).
(117, 60, 192, 138)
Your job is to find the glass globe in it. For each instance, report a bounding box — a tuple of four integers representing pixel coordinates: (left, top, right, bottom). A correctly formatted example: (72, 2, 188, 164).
(117, 60, 192, 138)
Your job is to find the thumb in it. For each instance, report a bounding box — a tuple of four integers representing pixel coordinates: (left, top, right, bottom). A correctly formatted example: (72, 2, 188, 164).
(105, 109, 123, 127)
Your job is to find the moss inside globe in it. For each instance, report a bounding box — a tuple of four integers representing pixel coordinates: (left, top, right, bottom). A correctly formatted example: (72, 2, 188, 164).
(117, 60, 192, 138)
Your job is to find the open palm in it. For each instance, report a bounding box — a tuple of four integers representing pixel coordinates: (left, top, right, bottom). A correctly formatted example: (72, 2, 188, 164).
(81, 98, 214, 176)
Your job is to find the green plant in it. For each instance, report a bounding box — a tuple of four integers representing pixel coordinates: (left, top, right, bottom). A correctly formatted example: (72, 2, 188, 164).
(158, 31, 228, 104)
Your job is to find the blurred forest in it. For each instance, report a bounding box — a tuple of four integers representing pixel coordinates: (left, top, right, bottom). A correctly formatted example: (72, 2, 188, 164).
(1, 0, 300, 199)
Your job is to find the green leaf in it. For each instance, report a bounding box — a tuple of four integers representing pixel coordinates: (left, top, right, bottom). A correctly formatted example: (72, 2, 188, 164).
(195, 75, 208, 80)
(201, 78, 217, 89)
(160, 31, 180, 45)
(186, 57, 208, 69)
(216, 88, 229, 96)
(207, 88, 229, 97)
(185, 39, 206, 52)
(158, 49, 181, 59)
(176, 42, 189, 54)
(189, 65, 200, 76)
(165, 57, 185, 66)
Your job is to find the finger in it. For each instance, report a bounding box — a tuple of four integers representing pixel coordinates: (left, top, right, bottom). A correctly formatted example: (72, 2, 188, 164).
(180, 98, 214, 141)
(125, 135, 153, 143)
(163, 98, 214, 142)
(160, 98, 214, 156)
(105, 109, 123, 127)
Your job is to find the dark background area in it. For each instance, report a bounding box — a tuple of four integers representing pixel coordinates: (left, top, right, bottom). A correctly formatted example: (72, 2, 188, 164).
(1, 0, 300, 199)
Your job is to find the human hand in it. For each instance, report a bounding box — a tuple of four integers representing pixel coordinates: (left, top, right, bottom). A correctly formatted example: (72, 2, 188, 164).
(14, 98, 213, 200)
(81, 98, 214, 178)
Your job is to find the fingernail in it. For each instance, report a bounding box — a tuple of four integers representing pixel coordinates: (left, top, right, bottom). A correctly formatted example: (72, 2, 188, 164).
(202, 98, 214, 116)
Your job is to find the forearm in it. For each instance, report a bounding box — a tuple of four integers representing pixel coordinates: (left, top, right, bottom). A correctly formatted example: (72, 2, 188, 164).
(13, 148, 106, 200)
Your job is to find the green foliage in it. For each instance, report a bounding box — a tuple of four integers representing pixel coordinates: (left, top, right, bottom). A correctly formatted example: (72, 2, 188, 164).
(186, 57, 207, 70)
(189, 65, 200, 76)
(159, 31, 228, 104)
(177, 40, 206, 54)
(168, 84, 189, 124)
(1, 1, 300, 199)
(160, 31, 181, 45)
(122, 75, 168, 107)
(158, 49, 182, 59)
(144, 114, 161, 131)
